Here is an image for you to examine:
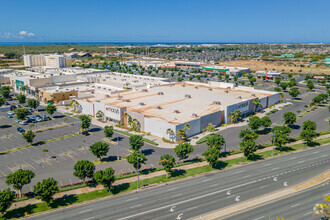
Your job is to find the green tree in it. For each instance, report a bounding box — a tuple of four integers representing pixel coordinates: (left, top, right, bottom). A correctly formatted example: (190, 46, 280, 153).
(33, 177, 59, 207)
(274, 87, 282, 92)
(0, 188, 15, 215)
(5, 169, 35, 198)
(288, 88, 300, 98)
(0, 86, 10, 98)
(159, 154, 176, 178)
(240, 139, 258, 160)
(260, 116, 272, 128)
(248, 116, 261, 130)
(288, 78, 297, 87)
(93, 167, 115, 193)
(252, 99, 263, 112)
(271, 126, 292, 151)
(79, 115, 91, 135)
(280, 82, 288, 91)
(302, 120, 317, 131)
(17, 93, 26, 104)
(229, 110, 241, 123)
(174, 142, 194, 161)
(206, 134, 225, 151)
(129, 135, 144, 152)
(239, 129, 259, 141)
(202, 147, 220, 168)
(96, 110, 104, 120)
(275, 77, 281, 85)
(16, 108, 29, 120)
(249, 77, 256, 85)
(313, 194, 330, 219)
(283, 112, 297, 125)
(22, 130, 35, 144)
(166, 128, 175, 141)
(177, 129, 187, 141)
(45, 104, 57, 116)
(306, 80, 315, 90)
(300, 129, 317, 146)
(27, 98, 40, 110)
(104, 125, 114, 138)
(203, 123, 216, 133)
(73, 160, 95, 183)
(89, 142, 109, 160)
(127, 151, 147, 170)
(0, 97, 5, 107)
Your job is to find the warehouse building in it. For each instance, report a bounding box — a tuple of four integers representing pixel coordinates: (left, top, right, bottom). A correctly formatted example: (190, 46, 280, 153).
(202, 66, 250, 76)
(75, 82, 279, 141)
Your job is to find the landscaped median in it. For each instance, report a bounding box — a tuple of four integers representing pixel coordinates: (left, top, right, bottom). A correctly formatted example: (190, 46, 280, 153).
(3, 135, 330, 219)
(114, 129, 158, 146)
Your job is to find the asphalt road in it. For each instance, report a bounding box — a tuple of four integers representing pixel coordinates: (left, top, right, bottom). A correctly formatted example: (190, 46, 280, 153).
(224, 181, 330, 220)
(28, 144, 330, 220)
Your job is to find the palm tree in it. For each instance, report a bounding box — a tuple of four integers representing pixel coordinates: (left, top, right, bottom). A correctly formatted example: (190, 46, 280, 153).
(166, 128, 174, 141)
(229, 110, 241, 123)
(252, 99, 262, 112)
(183, 124, 191, 131)
(69, 100, 81, 112)
(96, 110, 104, 121)
(177, 129, 187, 142)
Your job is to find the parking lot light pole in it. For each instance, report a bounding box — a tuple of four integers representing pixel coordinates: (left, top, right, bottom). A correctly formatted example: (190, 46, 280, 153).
(224, 113, 227, 152)
(117, 137, 119, 161)
(137, 154, 139, 189)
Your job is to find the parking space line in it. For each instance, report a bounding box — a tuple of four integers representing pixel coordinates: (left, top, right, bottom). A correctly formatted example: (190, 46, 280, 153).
(23, 160, 36, 170)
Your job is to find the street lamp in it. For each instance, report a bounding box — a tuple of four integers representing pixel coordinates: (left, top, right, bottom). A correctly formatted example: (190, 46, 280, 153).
(117, 136, 119, 161)
(137, 154, 139, 189)
(224, 112, 228, 152)
(272, 130, 283, 157)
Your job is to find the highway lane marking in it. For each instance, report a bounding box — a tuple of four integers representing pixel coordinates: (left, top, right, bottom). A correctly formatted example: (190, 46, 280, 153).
(131, 204, 142, 209)
(254, 216, 265, 220)
(167, 187, 178, 192)
(321, 154, 328, 158)
(243, 175, 251, 178)
(209, 184, 218, 187)
(185, 206, 198, 211)
(126, 197, 138, 202)
(303, 211, 312, 216)
(79, 209, 93, 214)
(297, 160, 305, 164)
(259, 185, 269, 189)
(202, 178, 212, 182)
(172, 193, 183, 198)
(83, 217, 95, 220)
(290, 203, 300, 208)
(117, 180, 257, 220)
(263, 163, 272, 166)
(272, 167, 279, 170)
(312, 151, 319, 154)
(235, 170, 243, 174)
(226, 195, 235, 199)
(289, 157, 296, 160)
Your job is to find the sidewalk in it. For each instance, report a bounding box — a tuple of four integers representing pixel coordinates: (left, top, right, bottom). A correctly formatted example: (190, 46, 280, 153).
(10, 133, 329, 210)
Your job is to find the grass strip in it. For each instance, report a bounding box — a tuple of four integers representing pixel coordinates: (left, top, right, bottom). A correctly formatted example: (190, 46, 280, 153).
(114, 129, 158, 146)
(4, 136, 330, 219)
(34, 124, 71, 133)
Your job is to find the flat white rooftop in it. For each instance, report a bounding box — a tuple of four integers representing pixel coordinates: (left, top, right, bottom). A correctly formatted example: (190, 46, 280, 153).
(83, 83, 270, 125)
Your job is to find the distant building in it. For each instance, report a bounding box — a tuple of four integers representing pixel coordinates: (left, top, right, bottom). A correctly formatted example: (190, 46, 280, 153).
(323, 58, 330, 65)
(45, 55, 66, 68)
(281, 53, 294, 58)
(255, 70, 281, 80)
(23, 55, 46, 67)
(202, 66, 250, 76)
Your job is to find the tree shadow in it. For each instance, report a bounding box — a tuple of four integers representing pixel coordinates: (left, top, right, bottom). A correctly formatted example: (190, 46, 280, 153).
(112, 183, 130, 195)
(140, 168, 156, 175)
(50, 194, 79, 208)
(289, 124, 300, 130)
(170, 169, 187, 177)
(277, 146, 295, 152)
(219, 152, 231, 158)
(89, 127, 102, 132)
(248, 154, 263, 161)
(0, 124, 11, 129)
(3, 204, 37, 219)
(32, 141, 46, 146)
(141, 149, 155, 156)
(307, 141, 320, 147)
(213, 161, 228, 169)
(113, 136, 124, 142)
(256, 128, 271, 135)
(53, 115, 65, 119)
(101, 156, 117, 163)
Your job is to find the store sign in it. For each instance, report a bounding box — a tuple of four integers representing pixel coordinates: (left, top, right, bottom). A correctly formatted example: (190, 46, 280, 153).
(106, 107, 119, 114)
(237, 102, 248, 109)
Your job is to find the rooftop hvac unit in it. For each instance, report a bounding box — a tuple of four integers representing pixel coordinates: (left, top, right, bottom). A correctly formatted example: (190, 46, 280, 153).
(124, 99, 130, 102)
(142, 89, 148, 92)
(156, 106, 162, 110)
(209, 88, 213, 91)
(182, 84, 185, 87)
(237, 96, 242, 99)
(105, 95, 109, 98)
(195, 86, 198, 89)
(92, 86, 95, 88)
(98, 87, 101, 89)
(213, 101, 221, 105)
(192, 113, 198, 117)
(91, 91, 94, 94)
(251, 94, 256, 97)
(185, 94, 191, 98)
(157, 92, 164, 95)
(139, 102, 145, 106)
(173, 110, 180, 113)
(224, 90, 228, 93)
(227, 87, 231, 89)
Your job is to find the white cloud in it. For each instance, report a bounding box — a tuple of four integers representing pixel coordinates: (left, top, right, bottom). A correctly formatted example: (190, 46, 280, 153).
(19, 30, 35, 37)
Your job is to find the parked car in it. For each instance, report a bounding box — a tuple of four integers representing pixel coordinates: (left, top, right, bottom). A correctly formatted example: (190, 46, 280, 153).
(13, 118, 20, 123)
(17, 127, 25, 133)
(4, 101, 10, 105)
(6, 114, 13, 118)
(19, 120, 28, 125)
(7, 111, 14, 115)
(10, 105, 16, 110)
(36, 117, 43, 122)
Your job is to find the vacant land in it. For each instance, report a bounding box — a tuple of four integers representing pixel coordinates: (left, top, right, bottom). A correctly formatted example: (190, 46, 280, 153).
(219, 59, 330, 75)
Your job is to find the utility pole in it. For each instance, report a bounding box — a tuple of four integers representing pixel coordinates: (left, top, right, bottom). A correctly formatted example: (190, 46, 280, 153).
(117, 137, 119, 161)
(137, 154, 139, 189)
(224, 112, 227, 152)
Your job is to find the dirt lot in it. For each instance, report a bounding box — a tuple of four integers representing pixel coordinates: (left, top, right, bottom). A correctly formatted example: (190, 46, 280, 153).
(219, 60, 330, 75)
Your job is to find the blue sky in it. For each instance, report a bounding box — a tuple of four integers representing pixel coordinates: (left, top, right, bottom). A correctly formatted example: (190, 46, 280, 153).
(0, 0, 329, 43)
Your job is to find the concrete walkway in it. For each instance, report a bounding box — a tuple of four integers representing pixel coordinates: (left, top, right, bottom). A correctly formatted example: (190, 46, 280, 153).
(10, 133, 329, 210)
